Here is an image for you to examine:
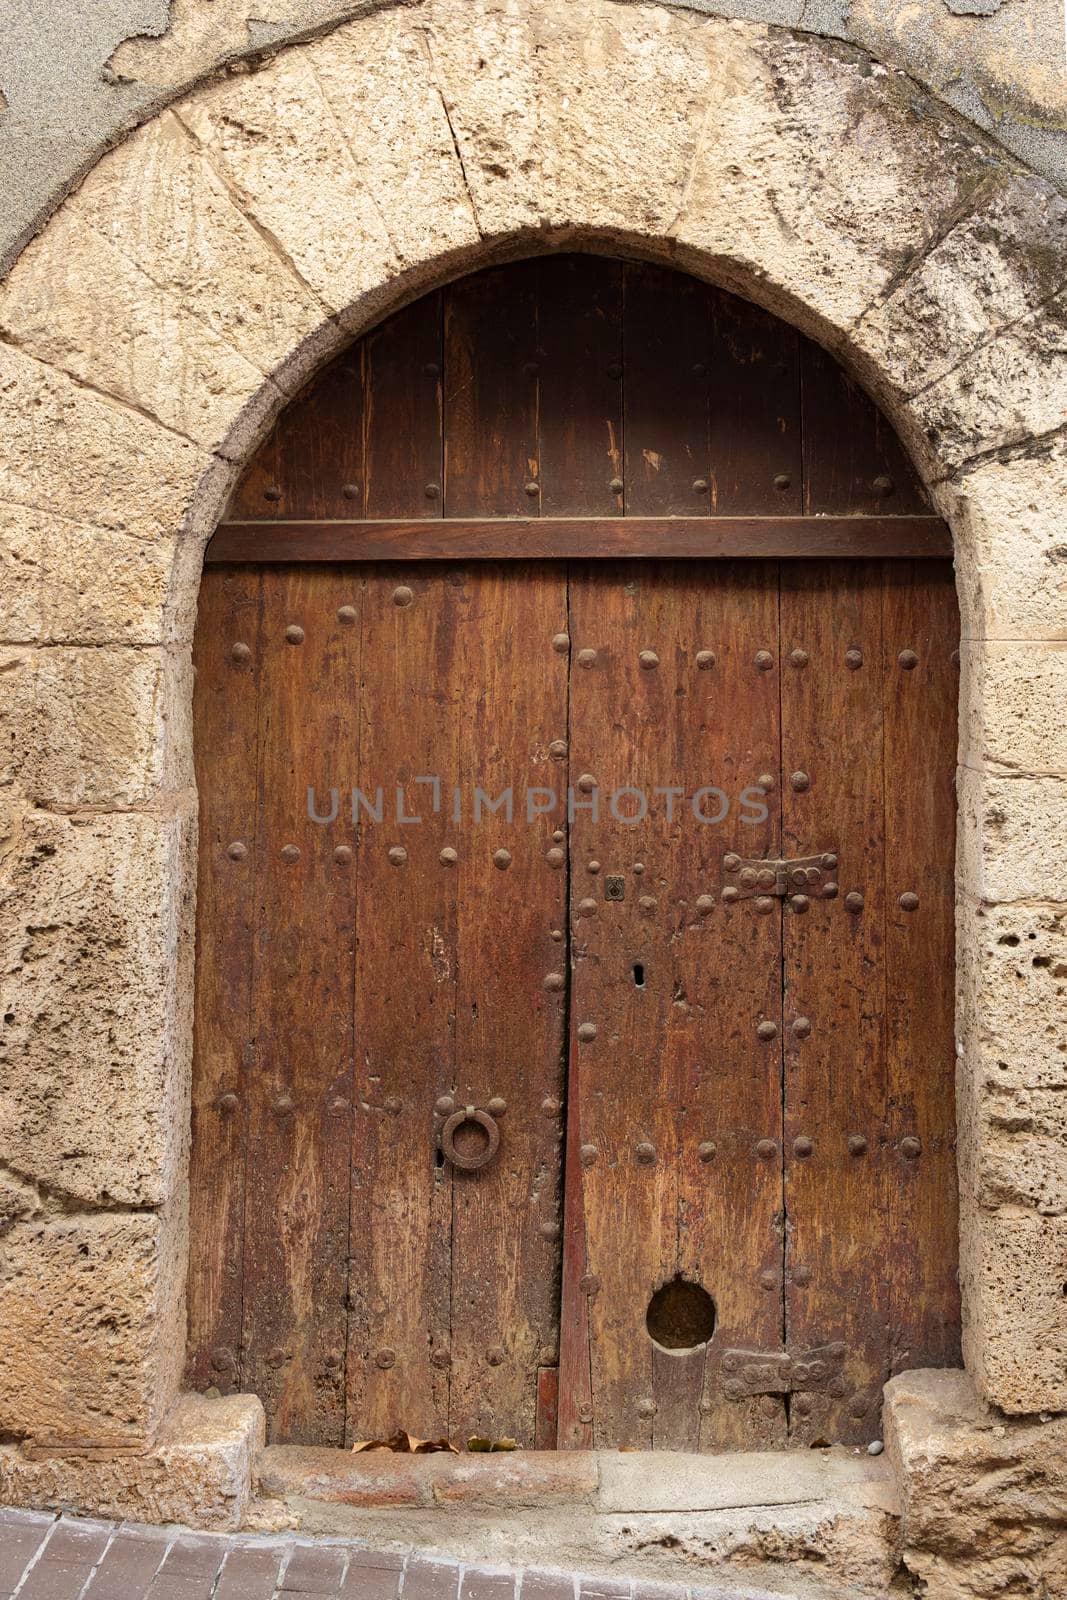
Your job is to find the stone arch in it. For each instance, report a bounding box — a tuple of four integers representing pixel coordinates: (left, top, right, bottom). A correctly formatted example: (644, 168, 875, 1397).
(0, 0, 1064, 1518)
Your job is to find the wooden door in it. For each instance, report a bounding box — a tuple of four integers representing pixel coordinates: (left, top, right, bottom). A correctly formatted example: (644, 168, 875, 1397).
(189, 255, 961, 1450)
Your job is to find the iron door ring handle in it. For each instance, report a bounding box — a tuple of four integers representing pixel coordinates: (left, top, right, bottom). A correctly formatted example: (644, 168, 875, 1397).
(440, 1106, 500, 1171)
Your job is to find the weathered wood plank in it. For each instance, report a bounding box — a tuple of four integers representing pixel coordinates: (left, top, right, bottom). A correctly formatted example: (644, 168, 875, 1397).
(623, 264, 711, 516)
(801, 339, 930, 516)
(538, 255, 624, 516)
(206, 516, 952, 564)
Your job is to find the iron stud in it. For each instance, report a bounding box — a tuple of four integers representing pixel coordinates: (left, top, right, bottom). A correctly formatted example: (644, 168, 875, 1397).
(789, 648, 808, 668)
(384, 1096, 402, 1115)
(274, 1094, 294, 1115)
(431, 1349, 451, 1369)
(822, 853, 838, 869)
(388, 846, 407, 866)
(393, 586, 414, 607)
(899, 891, 919, 912)
(872, 475, 894, 497)
(756, 1138, 777, 1160)
(774, 473, 791, 491)
(698, 1141, 716, 1163)
(848, 1135, 867, 1156)
(587, 860, 601, 874)
(695, 650, 715, 669)
(338, 605, 357, 624)
(639, 649, 659, 669)
(341, 483, 360, 501)
(721, 886, 740, 904)
(639, 895, 658, 911)
(376, 1349, 396, 1369)
(791, 770, 810, 792)
(758, 773, 775, 792)
(227, 841, 247, 861)
(230, 642, 251, 664)
(724, 853, 742, 872)
(635, 1142, 656, 1165)
(285, 623, 304, 645)
(755, 650, 774, 671)
(901, 1136, 922, 1159)
(790, 893, 810, 913)
(845, 890, 864, 913)
(493, 848, 512, 869)
(632, 862, 645, 875)
(609, 477, 624, 494)
(757, 1020, 778, 1040)
(541, 1097, 560, 1116)
(546, 848, 565, 868)
(577, 648, 598, 667)
(580, 1143, 598, 1166)
(211, 1347, 235, 1373)
(439, 847, 458, 866)
(845, 648, 863, 670)
(793, 1265, 812, 1286)
(577, 773, 597, 793)
(552, 633, 570, 653)
(264, 485, 282, 502)
(218, 1092, 239, 1113)
(280, 845, 300, 863)
(760, 1270, 777, 1290)
(424, 483, 440, 500)
(898, 649, 919, 670)
(544, 972, 565, 991)
(695, 894, 715, 915)
(793, 1135, 814, 1158)
(580, 1274, 600, 1296)
(577, 1022, 598, 1043)
(435, 1096, 455, 1114)
(550, 929, 563, 942)
(525, 481, 540, 497)
(636, 1398, 657, 1419)
(540, 1221, 560, 1240)
(578, 1402, 594, 1423)
(553, 830, 565, 843)
(266, 1347, 287, 1368)
(334, 845, 352, 864)
(577, 897, 597, 917)
(692, 479, 709, 494)
(792, 1016, 812, 1038)
(823, 880, 839, 898)
(755, 896, 774, 914)
(486, 1097, 507, 1116)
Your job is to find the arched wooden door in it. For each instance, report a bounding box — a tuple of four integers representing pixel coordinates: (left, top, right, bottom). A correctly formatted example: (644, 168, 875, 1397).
(189, 256, 961, 1452)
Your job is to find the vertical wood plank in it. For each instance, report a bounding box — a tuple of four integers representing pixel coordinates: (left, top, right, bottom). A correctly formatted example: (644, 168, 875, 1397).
(881, 561, 961, 1380)
(801, 339, 930, 516)
(707, 295, 802, 515)
(561, 562, 785, 1450)
(447, 564, 569, 1447)
(241, 567, 355, 1443)
(623, 264, 710, 517)
(187, 567, 261, 1394)
(780, 561, 888, 1446)
(363, 293, 443, 519)
(538, 256, 624, 517)
(347, 566, 457, 1443)
(444, 264, 541, 517)
(274, 358, 366, 519)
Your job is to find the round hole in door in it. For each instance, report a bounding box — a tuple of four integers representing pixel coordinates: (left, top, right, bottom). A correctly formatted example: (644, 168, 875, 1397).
(646, 1276, 716, 1351)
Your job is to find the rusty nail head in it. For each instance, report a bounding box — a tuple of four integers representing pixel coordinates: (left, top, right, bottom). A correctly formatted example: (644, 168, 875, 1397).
(274, 1094, 294, 1114)
(793, 1264, 813, 1286)
(525, 481, 540, 497)
(338, 605, 357, 624)
(609, 477, 624, 494)
(342, 483, 360, 501)
(740, 867, 758, 888)
(440, 847, 458, 866)
(388, 846, 407, 866)
(901, 1136, 922, 1159)
(577, 773, 597, 793)
(791, 894, 810, 914)
(792, 1016, 812, 1038)
(899, 649, 919, 670)
(845, 890, 864, 913)
(755, 896, 775, 914)
(793, 1135, 814, 1158)
(791, 770, 810, 792)
(755, 650, 774, 671)
(552, 634, 570, 654)
(639, 895, 658, 911)
(285, 624, 304, 645)
(553, 830, 565, 842)
(693, 479, 709, 493)
(758, 773, 775, 791)
(636, 1398, 656, 1418)
(393, 586, 414, 607)
(695, 650, 715, 669)
(698, 1141, 716, 1162)
(493, 848, 512, 869)
(579, 1274, 600, 1296)
(823, 881, 839, 899)
(334, 845, 352, 864)
(756, 1138, 777, 1159)
(721, 886, 740, 904)
(544, 972, 564, 991)
(230, 641, 251, 663)
(760, 1270, 777, 1290)
(280, 845, 300, 864)
(264, 485, 282, 502)
(218, 1092, 239, 1113)
(435, 1095, 455, 1115)
(872, 475, 894, 497)
(577, 648, 598, 667)
(695, 894, 715, 915)
(845, 648, 863, 670)
(487, 1346, 506, 1366)
(723, 852, 741, 872)
(822, 853, 838, 869)
(635, 1141, 656, 1165)
(227, 841, 247, 861)
(790, 867, 807, 887)
(757, 868, 777, 889)
(577, 1022, 598, 1043)
(540, 1220, 560, 1239)
(789, 648, 809, 668)
(376, 1348, 396, 1369)
(587, 860, 601, 874)
(383, 1095, 402, 1115)
(579, 1143, 598, 1166)
(900, 891, 920, 912)
(578, 1402, 594, 1423)
(431, 1349, 450, 1369)
(546, 847, 565, 868)
(848, 1134, 867, 1155)
(639, 649, 659, 669)
(486, 1096, 507, 1116)
(424, 483, 440, 499)
(774, 473, 791, 490)
(577, 897, 597, 917)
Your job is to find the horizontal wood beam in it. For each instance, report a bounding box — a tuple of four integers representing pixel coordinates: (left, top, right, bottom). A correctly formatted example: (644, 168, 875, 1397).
(206, 516, 952, 564)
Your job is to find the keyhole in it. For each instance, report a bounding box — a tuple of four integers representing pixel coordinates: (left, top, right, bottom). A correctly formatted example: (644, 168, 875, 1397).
(633, 962, 645, 987)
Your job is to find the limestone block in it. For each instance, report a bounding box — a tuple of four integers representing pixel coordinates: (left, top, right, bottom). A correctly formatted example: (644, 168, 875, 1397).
(675, 30, 994, 338)
(976, 1085, 1067, 1218)
(939, 442, 1067, 643)
(854, 173, 1067, 398)
(957, 766, 1067, 903)
(961, 1213, 1067, 1414)
(885, 1368, 1067, 1598)
(0, 343, 206, 543)
(0, 202, 268, 456)
(959, 640, 1067, 776)
(0, 802, 195, 1207)
(0, 646, 185, 809)
(956, 898, 1067, 1090)
(303, 11, 480, 276)
(0, 506, 177, 646)
(178, 52, 397, 320)
(70, 111, 330, 396)
(0, 1393, 264, 1531)
(915, 290, 1067, 475)
(0, 1211, 185, 1445)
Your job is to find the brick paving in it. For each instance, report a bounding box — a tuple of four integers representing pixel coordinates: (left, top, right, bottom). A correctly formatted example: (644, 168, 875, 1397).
(0, 1510, 780, 1600)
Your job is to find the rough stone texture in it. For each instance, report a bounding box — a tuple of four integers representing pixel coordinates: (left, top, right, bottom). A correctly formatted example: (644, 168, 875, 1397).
(0, 1394, 265, 1530)
(940, 440, 1067, 642)
(959, 640, 1067, 776)
(259, 1448, 599, 1509)
(885, 1368, 1067, 1599)
(0, 0, 1061, 1503)
(0, 1210, 184, 1446)
(0, 801, 195, 1208)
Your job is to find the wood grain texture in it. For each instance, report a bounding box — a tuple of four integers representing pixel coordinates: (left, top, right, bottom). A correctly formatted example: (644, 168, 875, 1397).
(206, 517, 951, 564)
(186, 567, 261, 1395)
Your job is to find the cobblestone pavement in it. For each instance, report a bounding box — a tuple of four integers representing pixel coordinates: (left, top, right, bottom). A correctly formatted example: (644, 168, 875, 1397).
(0, 1510, 780, 1600)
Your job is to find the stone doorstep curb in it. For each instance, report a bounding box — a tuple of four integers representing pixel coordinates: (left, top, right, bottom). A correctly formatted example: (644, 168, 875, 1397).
(0, 1508, 804, 1600)
(254, 1446, 894, 1517)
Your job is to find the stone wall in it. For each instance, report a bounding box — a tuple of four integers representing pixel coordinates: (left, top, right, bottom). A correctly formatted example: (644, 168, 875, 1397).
(0, 0, 1064, 1571)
